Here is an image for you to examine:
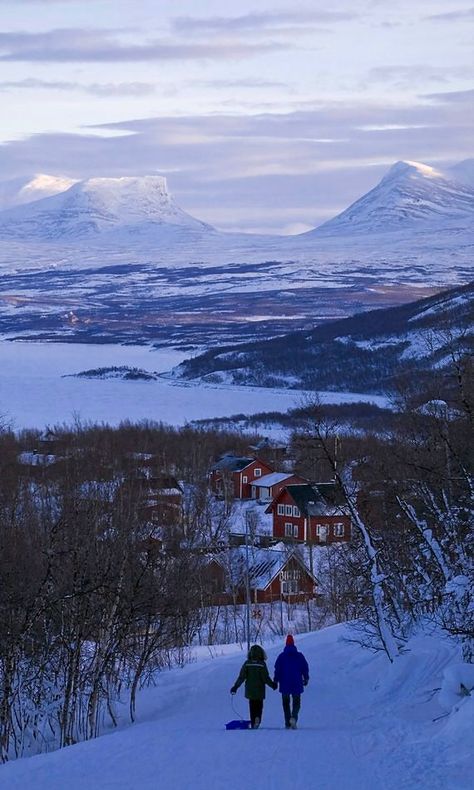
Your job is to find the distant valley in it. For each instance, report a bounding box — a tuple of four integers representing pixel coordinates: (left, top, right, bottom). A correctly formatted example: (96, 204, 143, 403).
(0, 159, 471, 349)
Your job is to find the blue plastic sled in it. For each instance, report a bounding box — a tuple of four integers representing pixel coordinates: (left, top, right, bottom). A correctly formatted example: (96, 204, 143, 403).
(226, 719, 251, 730)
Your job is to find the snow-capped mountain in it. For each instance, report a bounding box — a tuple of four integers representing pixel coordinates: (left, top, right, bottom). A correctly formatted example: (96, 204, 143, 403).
(0, 173, 77, 212)
(0, 175, 215, 240)
(308, 160, 474, 236)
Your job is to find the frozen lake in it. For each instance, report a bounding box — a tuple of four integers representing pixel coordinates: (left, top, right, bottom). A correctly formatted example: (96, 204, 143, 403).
(0, 341, 389, 430)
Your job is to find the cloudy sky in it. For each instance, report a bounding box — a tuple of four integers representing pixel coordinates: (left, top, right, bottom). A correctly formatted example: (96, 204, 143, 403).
(0, 0, 472, 233)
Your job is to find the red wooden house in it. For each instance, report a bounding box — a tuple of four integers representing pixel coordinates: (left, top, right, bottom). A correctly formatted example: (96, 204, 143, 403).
(142, 475, 184, 524)
(209, 453, 274, 499)
(265, 484, 351, 545)
(202, 545, 317, 605)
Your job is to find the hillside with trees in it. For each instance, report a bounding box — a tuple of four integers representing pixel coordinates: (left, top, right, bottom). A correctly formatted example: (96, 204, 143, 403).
(169, 282, 473, 394)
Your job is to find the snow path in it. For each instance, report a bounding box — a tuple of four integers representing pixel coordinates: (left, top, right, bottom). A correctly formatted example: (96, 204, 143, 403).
(1, 625, 471, 790)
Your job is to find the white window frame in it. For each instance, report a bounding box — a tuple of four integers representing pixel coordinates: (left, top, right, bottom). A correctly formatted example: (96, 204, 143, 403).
(316, 524, 328, 538)
(292, 506, 300, 517)
(293, 525, 298, 538)
(242, 475, 248, 483)
(285, 504, 293, 516)
(254, 468, 262, 477)
(277, 504, 285, 515)
(333, 522, 345, 537)
(284, 522, 293, 537)
(281, 580, 299, 594)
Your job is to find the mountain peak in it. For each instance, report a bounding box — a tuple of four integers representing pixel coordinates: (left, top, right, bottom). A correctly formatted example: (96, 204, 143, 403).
(0, 173, 77, 211)
(310, 159, 474, 236)
(383, 160, 443, 181)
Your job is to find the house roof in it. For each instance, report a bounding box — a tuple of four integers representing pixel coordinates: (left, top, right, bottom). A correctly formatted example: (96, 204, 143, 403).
(149, 475, 183, 494)
(265, 484, 327, 516)
(248, 437, 287, 451)
(251, 472, 292, 488)
(210, 454, 254, 473)
(215, 544, 316, 590)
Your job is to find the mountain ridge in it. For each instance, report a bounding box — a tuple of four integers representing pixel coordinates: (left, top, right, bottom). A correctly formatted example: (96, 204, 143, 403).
(0, 158, 472, 243)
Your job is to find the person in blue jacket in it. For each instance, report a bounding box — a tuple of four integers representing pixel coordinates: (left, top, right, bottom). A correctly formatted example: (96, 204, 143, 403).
(273, 634, 309, 729)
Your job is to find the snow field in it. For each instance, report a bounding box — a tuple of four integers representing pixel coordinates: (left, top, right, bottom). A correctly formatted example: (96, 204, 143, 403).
(1, 624, 472, 790)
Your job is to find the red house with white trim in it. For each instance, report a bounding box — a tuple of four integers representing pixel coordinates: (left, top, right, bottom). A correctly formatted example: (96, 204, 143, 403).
(266, 484, 351, 545)
(202, 544, 318, 604)
(209, 453, 274, 499)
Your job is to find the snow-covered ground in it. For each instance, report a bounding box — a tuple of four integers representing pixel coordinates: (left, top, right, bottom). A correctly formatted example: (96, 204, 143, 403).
(1, 624, 472, 790)
(0, 342, 389, 430)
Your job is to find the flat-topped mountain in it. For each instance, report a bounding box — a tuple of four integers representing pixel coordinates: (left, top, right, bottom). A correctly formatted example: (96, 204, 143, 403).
(0, 175, 215, 240)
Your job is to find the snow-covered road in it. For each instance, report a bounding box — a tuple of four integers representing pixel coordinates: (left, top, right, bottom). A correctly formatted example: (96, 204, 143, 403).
(1, 624, 471, 790)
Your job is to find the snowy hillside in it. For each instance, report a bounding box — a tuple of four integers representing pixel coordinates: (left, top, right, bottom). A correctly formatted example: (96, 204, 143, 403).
(1, 624, 472, 790)
(449, 158, 474, 187)
(0, 176, 215, 240)
(309, 160, 474, 236)
(170, 281, 474, 393)
(0, 173, 76, 212)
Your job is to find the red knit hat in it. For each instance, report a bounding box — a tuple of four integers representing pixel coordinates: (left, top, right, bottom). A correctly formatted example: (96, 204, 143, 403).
(286, 634, 294, 646)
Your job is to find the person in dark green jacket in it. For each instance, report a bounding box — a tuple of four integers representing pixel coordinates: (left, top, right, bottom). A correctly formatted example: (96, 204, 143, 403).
(230, 644, 277, 728)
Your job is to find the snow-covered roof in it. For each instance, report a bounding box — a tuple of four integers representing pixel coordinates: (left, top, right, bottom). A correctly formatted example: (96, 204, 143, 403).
(17, 452, 58, 466)
(210, 454, 253, 473)
(251, 472, 292, 488)
(216, 544, 316, 590)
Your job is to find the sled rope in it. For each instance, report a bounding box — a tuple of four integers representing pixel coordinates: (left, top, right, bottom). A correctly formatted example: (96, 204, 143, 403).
(231, 693, 246, 721)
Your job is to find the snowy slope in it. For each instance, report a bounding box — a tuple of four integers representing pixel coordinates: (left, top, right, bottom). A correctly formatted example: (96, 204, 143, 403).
(309, 160, 474, 236)
(448, 158, 474, 187)
(0, 176, 215, 240)
(0, 624, 472, 790)
(0, 173, 77, 212)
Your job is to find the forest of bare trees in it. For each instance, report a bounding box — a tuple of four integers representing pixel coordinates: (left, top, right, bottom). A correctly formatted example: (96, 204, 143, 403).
(0, 423, 253, 760)
(290, 346, 473, 664)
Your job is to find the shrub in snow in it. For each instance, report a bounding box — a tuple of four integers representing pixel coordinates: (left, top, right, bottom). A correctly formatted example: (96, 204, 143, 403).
(439, 662, 474, 712)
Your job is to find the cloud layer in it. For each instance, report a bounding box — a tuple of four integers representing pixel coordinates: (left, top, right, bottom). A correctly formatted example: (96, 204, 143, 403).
(0, 89, 470, 233)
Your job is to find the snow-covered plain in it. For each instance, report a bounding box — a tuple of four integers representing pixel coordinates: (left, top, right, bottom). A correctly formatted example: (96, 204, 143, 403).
(1, 624, 472, 790)
(0, 342, 389, 430)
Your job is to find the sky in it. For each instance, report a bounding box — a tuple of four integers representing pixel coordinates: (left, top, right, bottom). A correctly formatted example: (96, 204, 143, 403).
(0, 0, 472, 233)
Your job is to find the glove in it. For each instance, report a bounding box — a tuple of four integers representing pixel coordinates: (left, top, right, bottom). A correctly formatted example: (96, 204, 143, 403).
(230, 687, 236, 695)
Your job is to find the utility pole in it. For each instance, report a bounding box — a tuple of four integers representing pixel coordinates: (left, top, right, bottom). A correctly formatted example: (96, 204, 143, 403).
(244, 511, 251, 653)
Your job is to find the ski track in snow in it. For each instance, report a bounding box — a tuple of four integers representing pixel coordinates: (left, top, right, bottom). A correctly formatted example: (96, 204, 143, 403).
(0, 625, 471, 790)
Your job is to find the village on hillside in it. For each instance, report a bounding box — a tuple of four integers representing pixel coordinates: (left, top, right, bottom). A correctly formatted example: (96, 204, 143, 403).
(16, 427, 352, 617)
